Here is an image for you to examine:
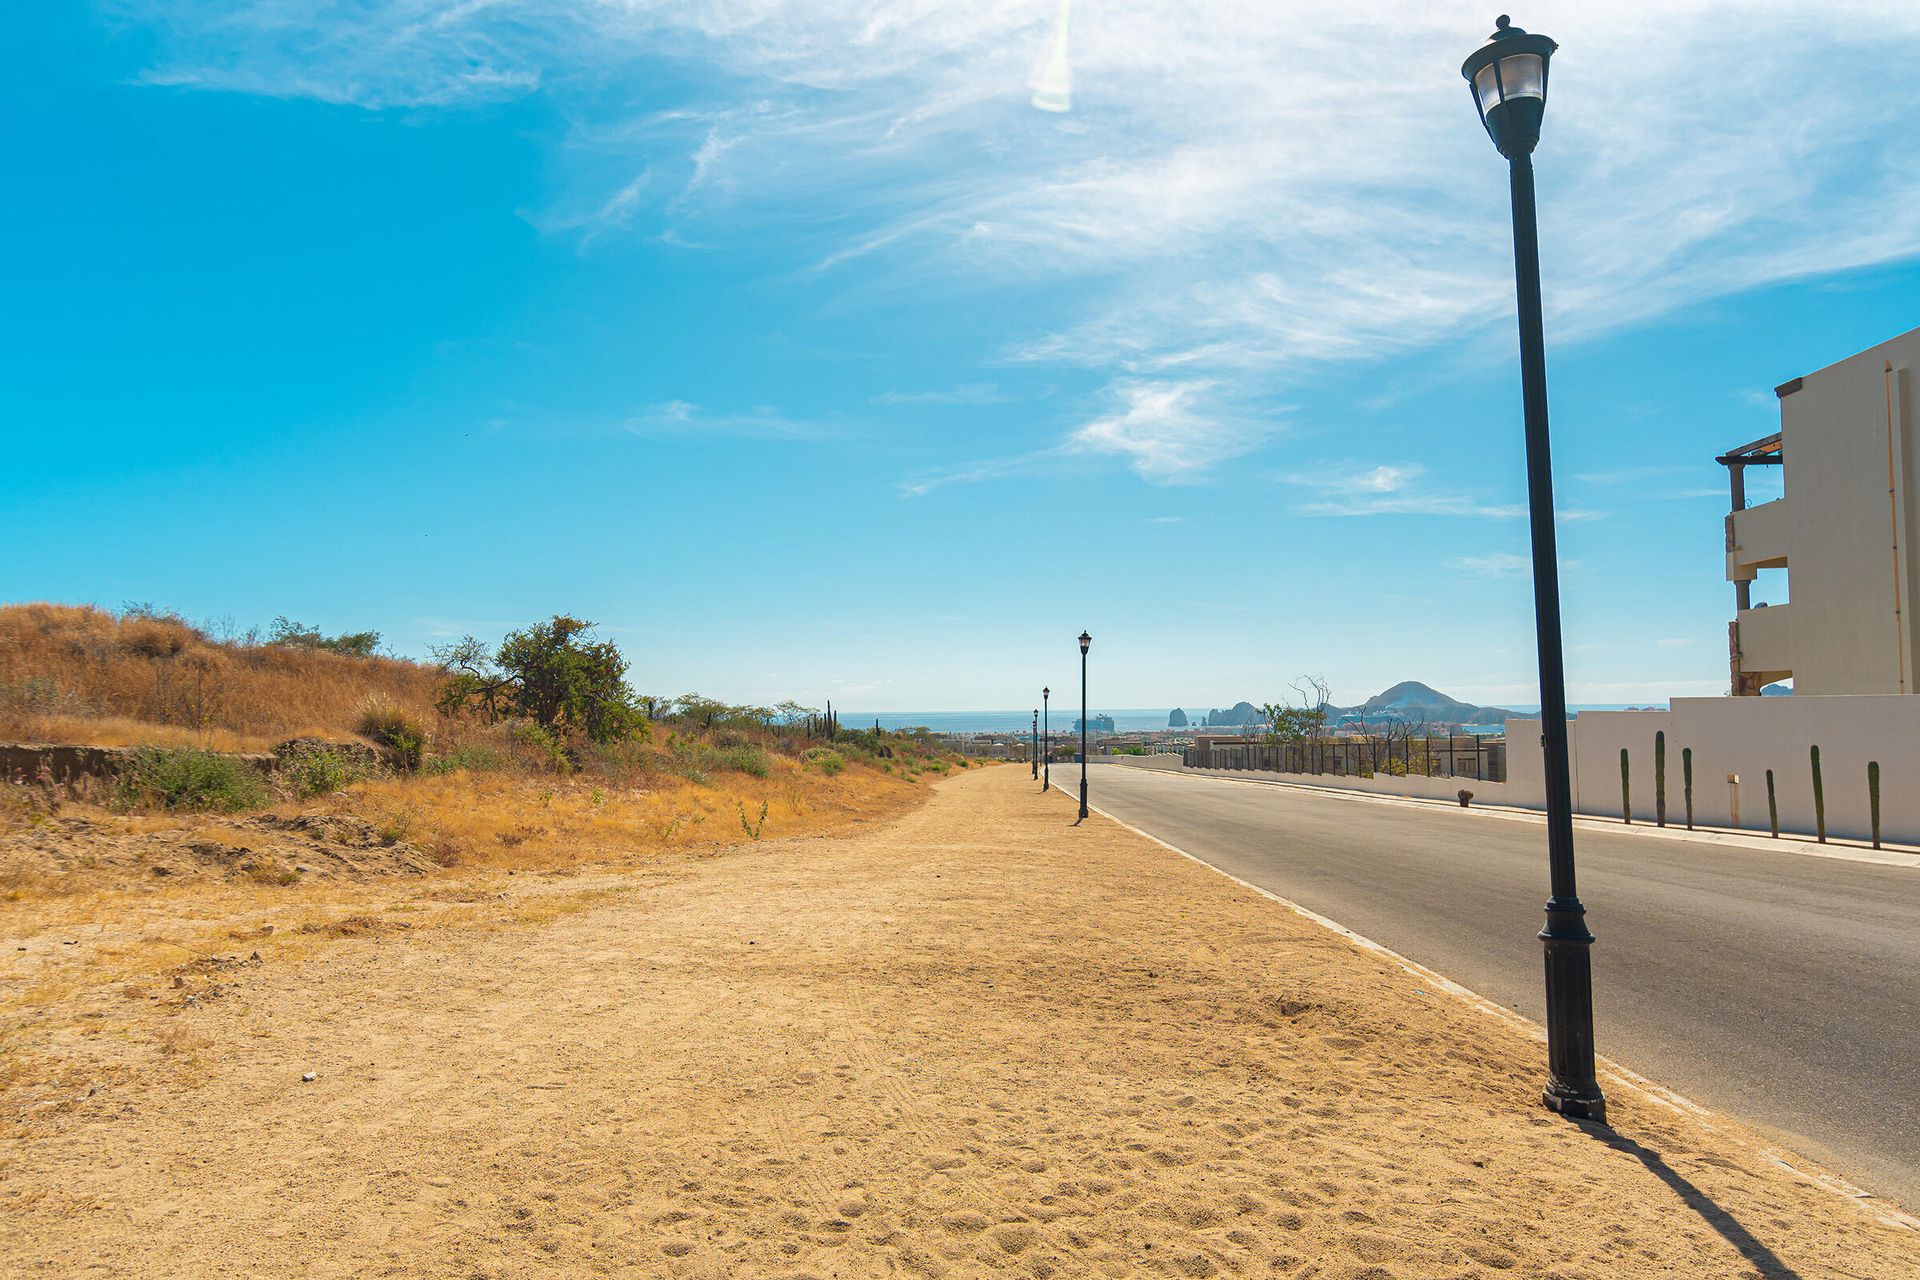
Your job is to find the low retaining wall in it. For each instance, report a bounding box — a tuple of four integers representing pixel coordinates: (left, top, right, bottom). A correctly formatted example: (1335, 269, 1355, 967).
(2, 739, 380, 790)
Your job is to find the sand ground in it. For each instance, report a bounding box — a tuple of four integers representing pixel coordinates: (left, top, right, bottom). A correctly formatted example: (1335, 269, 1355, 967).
(4, 766, 1914, 1278)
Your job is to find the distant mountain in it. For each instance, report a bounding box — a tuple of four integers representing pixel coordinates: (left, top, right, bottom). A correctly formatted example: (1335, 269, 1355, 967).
(1167, 707, 1190, 727)
(1185, 683, 1540, 733)
(1334, 681, 1532, 727)
(1762, 683, 1792, 696)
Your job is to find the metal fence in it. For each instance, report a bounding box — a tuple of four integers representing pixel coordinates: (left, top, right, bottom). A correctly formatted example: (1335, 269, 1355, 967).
(1183, 735, 1506, 783)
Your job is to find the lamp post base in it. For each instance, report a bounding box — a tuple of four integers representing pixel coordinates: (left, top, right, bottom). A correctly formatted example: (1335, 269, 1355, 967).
(1539, 901, 1607, 1125)
(1078, 780, 1089, 820)
(1542, 1083, 1606, 1123)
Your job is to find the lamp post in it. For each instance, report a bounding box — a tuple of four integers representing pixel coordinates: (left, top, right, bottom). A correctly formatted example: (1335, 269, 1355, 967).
(1462, 15, 1604, 1124)
(1032, 708, 1040, 780)
(1042, 687, 1051, 791)
(1077, 632, 1092, 819)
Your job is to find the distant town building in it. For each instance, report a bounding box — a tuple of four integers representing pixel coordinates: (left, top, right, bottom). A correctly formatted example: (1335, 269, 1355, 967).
(1721, 325, 1919, 695)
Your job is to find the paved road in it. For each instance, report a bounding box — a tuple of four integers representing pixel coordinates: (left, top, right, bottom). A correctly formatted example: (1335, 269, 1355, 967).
(1060, 760, 1920, 1210)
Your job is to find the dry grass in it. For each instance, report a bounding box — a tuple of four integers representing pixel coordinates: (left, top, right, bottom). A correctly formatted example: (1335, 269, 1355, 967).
(335, 753, 925, 872)
(0, 602, 438, 748)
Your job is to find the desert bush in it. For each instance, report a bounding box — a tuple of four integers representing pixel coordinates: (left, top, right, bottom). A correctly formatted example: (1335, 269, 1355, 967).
(802, 747, 846, 776)
(358, 697, 428, 771)
(423, 744, 509, 777)
(282, 743, 375, 798)
(434, 616, 644, 745)
(267, 616, 381, 658)
(717, 744, 771, 778)
(507, 722, 572, 774)
(115, 747, 271, 813)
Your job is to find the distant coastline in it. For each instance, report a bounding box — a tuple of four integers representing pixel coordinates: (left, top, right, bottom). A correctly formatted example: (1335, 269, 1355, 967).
(849, 705, 1664, 735)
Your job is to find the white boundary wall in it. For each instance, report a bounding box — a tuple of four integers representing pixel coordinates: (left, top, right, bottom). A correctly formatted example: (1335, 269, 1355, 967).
(1524, 696, 1920, 844)
(1212, 696, 1920, 845)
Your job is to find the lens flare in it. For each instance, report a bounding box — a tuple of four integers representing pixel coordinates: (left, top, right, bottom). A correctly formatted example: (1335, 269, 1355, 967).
(1029, 0, 1072, 112)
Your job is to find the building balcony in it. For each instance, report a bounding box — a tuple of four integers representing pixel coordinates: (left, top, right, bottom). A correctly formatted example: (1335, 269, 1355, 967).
(1733, 602, 1793, 683)
(1726, 498, 1790, 580)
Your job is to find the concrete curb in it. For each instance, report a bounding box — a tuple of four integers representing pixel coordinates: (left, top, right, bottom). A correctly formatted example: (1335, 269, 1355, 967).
(1112, 760, 1920, 871)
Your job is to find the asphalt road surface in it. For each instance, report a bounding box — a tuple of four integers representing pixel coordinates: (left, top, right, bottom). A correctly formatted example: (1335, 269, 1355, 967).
(1056, 760, 1920, 1210)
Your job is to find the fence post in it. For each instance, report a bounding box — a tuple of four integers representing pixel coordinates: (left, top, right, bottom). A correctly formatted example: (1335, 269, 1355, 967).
(1654, 731, 1667, 827)
(1619, 748, 1632, 824)
(1869, 761, 1882, 849)
(1810, 745, 1825, 843)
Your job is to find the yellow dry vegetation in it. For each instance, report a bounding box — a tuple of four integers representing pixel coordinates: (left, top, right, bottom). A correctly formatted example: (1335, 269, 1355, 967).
(340, 754, 923, 872)
(0, 602, 436, 749)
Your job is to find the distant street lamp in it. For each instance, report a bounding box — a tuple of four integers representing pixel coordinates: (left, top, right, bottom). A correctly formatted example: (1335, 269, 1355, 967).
(1032, 708, 1040, 780)
(1462, 15, 1605, 1124)
(1078, 631, 1092, 820)
(1042, 687, 1051, 792)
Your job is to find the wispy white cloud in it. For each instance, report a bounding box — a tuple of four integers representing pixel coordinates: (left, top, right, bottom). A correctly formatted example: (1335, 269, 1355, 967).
(1066, 379, 1265, 481)
(869, 383, 1009, 407)
(118, 2, 1920, 415)
(1448, 553, 1533, 578)
(623, 399, 824, 439)
(1283, 463, 1524, 519)
(900, 377, 1270, 495)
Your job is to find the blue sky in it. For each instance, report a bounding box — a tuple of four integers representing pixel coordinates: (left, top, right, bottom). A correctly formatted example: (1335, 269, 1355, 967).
(7, 2, 1920, 712)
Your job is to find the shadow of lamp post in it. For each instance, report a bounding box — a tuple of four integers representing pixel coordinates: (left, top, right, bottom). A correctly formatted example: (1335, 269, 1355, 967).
(1462, 13, 1605, 1124)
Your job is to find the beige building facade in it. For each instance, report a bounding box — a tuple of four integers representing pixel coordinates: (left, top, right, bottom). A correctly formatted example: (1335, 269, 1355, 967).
(1724, 326, 1920, 696)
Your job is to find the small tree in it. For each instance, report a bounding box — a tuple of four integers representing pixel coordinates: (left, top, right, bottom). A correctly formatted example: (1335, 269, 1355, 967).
(433, 615, 644, 745)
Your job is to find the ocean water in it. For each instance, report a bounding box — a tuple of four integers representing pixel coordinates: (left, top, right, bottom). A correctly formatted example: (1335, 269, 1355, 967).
(851, 709, 1178, 735)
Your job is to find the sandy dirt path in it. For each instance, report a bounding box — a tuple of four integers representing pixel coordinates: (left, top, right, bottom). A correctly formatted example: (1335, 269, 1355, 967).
(5, 766, 1915, 1278)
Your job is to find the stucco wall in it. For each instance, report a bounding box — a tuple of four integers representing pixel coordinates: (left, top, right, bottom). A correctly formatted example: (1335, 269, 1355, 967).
(1773, 328, 1920, 695)
(1553, 697, 1920, 843)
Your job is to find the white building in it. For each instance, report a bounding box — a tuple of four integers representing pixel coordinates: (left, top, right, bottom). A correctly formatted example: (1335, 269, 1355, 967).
(1723, 326, 1920, 696)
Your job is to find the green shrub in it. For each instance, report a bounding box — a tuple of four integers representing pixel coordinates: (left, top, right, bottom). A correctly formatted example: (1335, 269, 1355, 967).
(509, 722, 572, 773)
(358, 698, 428, 771)
(282, 744, 375, 798)
(116, 747, 271, 813)
(717, 744, 771, 778)
(802, 747, 847, 776)
(423, 744, 509, 776)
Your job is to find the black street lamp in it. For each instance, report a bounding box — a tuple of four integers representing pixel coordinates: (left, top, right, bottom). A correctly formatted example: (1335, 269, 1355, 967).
(1462, 15, 1605, 1124)
(1042, 687, 1051, 791)
(1077, 631, 1091, 820)
(1032, 708, 1040, 780)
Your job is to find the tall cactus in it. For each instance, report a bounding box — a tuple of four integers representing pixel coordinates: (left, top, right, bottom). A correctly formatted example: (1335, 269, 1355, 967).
(1654, 731, 1667, 827)
(1683, 747, 1694, 831)
(1810, 745, 1826, 843)
(1869, 761, 1882, 850)
(1619, 748, 1632, 824)
(1766, 768, 1779, 838)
